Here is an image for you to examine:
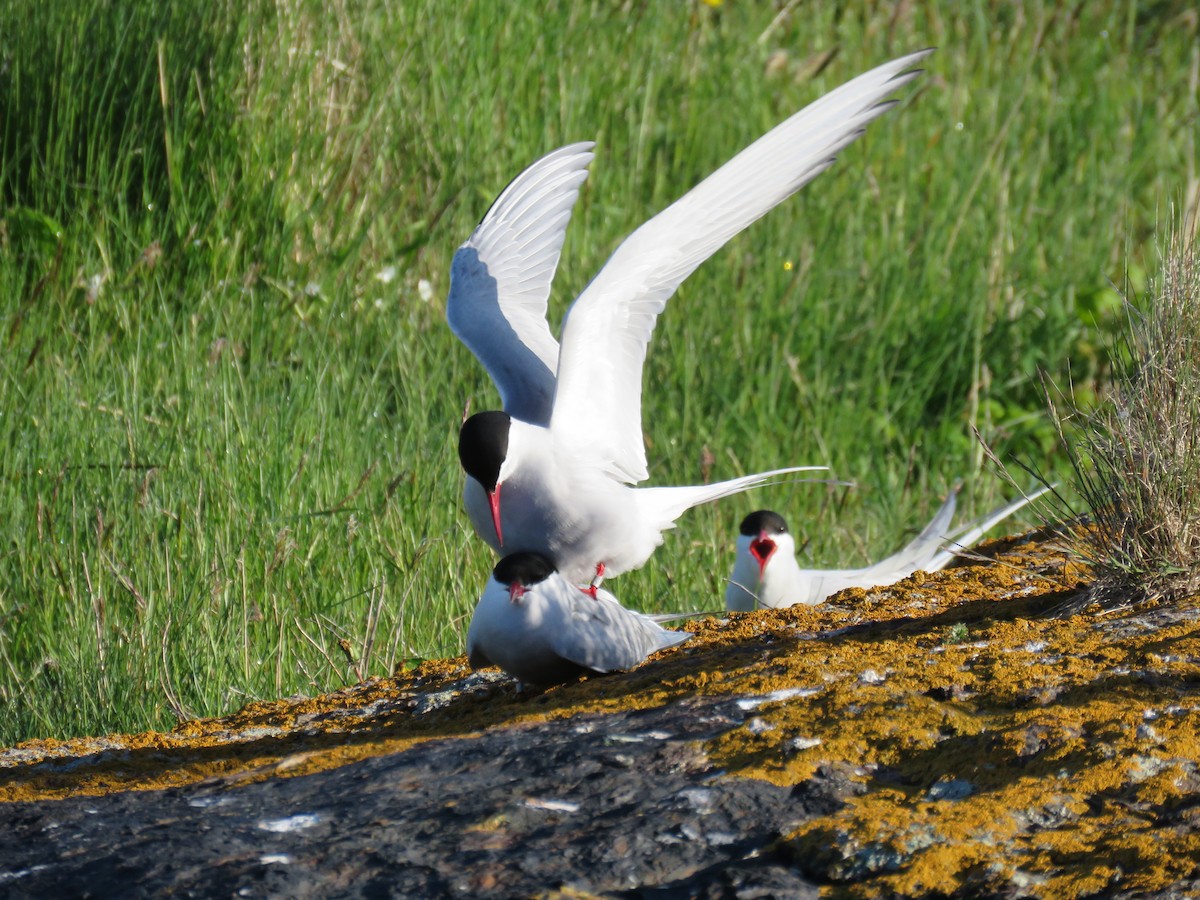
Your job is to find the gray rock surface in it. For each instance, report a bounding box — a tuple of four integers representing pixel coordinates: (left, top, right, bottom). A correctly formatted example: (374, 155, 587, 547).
(0, 695, 842, 898)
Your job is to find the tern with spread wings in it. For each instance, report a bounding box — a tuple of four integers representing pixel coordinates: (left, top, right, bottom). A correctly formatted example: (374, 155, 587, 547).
(448, 50, 934, 587)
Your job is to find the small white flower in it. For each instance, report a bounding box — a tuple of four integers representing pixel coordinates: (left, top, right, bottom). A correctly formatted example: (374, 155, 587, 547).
(417, 278, 434, 302)
(375, 265, 397, 284)
(85, 273, 105, 303)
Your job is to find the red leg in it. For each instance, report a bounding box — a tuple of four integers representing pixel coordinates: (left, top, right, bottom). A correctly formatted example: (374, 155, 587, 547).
(586, 562, 606, 599)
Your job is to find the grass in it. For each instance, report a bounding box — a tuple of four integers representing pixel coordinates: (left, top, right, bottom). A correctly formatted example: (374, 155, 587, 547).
(1049, 222, 1200, 609)
(0, 0, 1196, 743)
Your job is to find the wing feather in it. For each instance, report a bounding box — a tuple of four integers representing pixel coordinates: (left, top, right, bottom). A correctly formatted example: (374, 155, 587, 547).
(551, 582, 691, 673)
(551, 50, 933, 481)
(447, 142, 595, 424)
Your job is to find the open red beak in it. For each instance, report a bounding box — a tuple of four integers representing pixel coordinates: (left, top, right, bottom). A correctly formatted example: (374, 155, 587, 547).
(507, 582, 526, 604)
(749, 532, 777, 578)
(489, 484, 504, 547)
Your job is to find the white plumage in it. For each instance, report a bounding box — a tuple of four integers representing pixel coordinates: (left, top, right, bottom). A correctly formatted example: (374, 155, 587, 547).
(449, 50, 934, 586)
(467, 553, 692, 686)
(726, 486, 1049, 611)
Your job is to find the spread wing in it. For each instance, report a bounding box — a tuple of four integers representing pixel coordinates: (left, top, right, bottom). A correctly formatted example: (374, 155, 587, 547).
(447, 142, 595, 425)
(550, 50, 933, 481)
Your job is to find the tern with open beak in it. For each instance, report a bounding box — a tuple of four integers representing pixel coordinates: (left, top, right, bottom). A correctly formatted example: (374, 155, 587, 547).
(726, 486, 1049, 610)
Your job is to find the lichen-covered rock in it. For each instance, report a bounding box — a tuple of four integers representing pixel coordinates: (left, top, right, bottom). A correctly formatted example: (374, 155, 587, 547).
(1, 531, 1199, 896)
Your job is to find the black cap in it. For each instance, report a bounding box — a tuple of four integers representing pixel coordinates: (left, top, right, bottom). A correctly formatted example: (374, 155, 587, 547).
(459, 410, 511, 491)
(738, 509, 789, 537)
(492, 552, 556, 588)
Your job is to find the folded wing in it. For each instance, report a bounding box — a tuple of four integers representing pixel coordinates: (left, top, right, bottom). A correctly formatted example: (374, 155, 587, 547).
(794, 483, 1048, 602)
(926, 484, 1051, 571)
(552, 583, 691, 673)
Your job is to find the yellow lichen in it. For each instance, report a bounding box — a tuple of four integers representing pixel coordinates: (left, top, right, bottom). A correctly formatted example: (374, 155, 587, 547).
(1, 533, 1199, 895)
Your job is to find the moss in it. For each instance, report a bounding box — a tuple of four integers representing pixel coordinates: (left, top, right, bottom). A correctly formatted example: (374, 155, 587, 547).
(2, 531, 1199, 894)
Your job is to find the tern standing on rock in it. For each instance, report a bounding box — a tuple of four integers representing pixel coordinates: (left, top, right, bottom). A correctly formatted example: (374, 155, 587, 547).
(448, 50, 934, 588)
(725, 486, 1049, 611)
(467, 552, 693, 687)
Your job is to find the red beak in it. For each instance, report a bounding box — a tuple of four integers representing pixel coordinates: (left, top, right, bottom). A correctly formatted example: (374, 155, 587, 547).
(489, 484, 504, 547)
(508, 582, 526, 604)
(749, 532, 777, 578)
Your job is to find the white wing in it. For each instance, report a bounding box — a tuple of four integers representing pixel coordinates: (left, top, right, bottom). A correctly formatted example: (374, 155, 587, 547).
(551, 581, 691, 673)
(856, 488, 959, 579)
(792, 484, 1049, 601)
(927, 484, 1052, 570)
(550, 49, 933, 482)
(447, 142, 595, 425)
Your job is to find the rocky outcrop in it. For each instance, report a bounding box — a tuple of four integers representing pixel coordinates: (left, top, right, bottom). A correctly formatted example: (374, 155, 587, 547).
(2, 531, 1199, 897)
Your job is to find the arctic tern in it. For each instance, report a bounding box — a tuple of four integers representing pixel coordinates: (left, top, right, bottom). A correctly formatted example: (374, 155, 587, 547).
(466, 552, 692, 686)
(448, 50, 934, 586)
(725, 485, 1049, 611)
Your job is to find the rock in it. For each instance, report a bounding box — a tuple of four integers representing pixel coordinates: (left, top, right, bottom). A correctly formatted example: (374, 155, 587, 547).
(0, 697, 831, 897)
(3, 533, 1200, 896)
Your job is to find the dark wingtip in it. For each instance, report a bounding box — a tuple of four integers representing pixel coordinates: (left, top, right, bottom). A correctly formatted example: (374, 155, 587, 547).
(889, 47, 937, 83)
(905, 47, 938, 66)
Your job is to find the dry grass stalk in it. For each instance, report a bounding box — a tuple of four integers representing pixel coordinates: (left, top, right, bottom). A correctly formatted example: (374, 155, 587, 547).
(1059, 224, 1200, 608)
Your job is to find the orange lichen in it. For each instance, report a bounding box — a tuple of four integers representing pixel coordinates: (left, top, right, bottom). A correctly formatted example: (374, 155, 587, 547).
(2, 531, 1199, 895)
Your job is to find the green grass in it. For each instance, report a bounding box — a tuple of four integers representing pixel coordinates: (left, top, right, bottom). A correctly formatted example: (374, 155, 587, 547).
(0, 0, 1196, 743)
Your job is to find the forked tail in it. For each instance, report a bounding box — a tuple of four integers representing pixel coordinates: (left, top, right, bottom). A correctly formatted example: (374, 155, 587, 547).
(928, 484, 1053, 571)
(858, 488, 960, 579)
